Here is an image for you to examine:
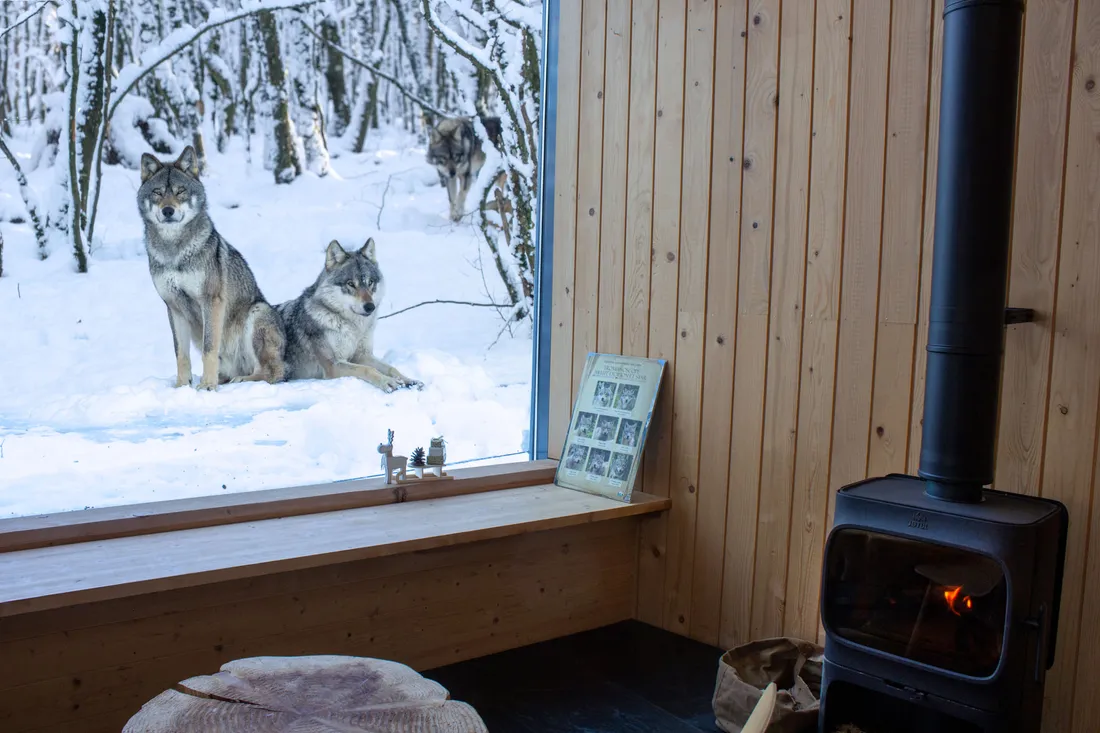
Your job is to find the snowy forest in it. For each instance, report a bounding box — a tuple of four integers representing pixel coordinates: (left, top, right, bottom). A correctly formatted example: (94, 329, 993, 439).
(0, 0, 543, 516)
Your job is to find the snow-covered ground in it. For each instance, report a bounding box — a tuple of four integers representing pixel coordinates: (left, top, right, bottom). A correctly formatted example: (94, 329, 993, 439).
(0, 127, 533, 518)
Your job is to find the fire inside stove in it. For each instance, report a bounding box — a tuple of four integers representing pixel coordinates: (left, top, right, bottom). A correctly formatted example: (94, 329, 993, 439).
(823, 528, 1007, 678)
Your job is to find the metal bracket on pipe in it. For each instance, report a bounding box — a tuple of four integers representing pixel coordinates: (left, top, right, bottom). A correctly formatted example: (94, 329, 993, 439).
(1005, 307, 1036, 325)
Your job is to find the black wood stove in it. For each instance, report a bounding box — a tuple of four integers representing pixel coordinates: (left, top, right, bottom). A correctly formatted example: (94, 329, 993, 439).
(817, 2, 1070, 732)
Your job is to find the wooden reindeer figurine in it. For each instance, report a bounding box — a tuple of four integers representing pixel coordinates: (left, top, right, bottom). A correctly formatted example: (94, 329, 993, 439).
(378, 429, 407, 485)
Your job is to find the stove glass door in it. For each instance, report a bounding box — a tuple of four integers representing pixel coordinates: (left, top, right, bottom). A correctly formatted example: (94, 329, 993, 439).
(823, 528, 1007, 677)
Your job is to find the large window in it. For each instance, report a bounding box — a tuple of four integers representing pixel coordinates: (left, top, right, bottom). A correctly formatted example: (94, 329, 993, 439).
(0, 0, 554, 518)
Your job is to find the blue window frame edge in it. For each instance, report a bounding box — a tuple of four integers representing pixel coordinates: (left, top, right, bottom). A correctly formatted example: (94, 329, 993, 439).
(528, 0, 560, 461)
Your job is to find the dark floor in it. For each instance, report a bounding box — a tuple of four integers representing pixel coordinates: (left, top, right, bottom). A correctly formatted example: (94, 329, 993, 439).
(426, 620, 725, 732)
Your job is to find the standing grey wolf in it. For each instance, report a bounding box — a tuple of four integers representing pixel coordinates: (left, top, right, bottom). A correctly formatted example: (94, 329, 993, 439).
(138, 146, 286, 390)
(426, 115, 499, 222)
(276, 238, 422, 393)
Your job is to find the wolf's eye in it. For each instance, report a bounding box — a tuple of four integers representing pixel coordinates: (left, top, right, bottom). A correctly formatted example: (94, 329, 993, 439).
(152, 189, 164, 196)
(175, 187, 187, 196)
(344, 281, 357, 291)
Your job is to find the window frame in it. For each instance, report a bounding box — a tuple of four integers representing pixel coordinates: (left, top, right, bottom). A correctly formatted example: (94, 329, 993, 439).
(0, 0, 563, 550)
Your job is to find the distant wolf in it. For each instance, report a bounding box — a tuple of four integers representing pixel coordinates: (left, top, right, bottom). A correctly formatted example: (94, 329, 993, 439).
(426, 114, 501, 222)
(276, 238, 422, 393)
(138, 146, 286, 390)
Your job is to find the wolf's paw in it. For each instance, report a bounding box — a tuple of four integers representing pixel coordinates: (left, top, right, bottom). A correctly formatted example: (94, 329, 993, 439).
(403, 378, 424, 391)
(196, 378, 219, 391)
(174, 376, 192, 388)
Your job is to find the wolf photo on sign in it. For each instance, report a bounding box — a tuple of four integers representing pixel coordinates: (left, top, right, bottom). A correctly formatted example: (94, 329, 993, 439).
(555, 353, 666, 502)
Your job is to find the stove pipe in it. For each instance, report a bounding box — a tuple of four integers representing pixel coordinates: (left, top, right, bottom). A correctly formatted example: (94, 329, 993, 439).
(918, 0, 1025, 503)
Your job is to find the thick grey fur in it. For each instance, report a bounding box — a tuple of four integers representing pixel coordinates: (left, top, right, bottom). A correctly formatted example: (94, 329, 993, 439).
(426, 116, 489, 223)
(137, 146, 286, 390)
(275, 238, 422, 393)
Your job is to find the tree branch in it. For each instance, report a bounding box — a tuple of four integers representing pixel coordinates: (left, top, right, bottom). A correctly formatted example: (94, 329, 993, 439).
(299, 21, 447, 118)
(0, 133, 49, 259)
(379, 299, 511, 320)
(421, 0, 529, 163)
(0, 1, 55, 43)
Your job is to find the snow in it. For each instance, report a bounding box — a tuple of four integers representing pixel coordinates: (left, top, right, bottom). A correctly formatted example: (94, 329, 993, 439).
(0, 125, 533, 518)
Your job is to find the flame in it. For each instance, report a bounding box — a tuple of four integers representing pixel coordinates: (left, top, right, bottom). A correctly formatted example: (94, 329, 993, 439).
(943, 585, 974, 616)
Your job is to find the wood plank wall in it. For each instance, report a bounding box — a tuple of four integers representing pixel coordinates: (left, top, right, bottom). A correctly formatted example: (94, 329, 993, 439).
(547, 1, 1100, 731)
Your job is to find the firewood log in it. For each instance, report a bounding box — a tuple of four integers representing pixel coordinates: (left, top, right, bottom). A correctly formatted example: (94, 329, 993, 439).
(122, 655, 488, 732)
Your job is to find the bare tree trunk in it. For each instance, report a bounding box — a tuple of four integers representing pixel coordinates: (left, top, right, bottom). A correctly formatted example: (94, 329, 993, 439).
(291, 13, 329, 175)
(257, 11, 302, 183)
(321, 16, 350, 137)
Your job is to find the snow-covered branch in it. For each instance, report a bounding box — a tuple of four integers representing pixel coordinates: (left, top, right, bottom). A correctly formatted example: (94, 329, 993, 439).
(300, 20, 447, 118)
(0, 134, 50, 257)
(0, 0, 56, 42)
(107, 0, 323, 123)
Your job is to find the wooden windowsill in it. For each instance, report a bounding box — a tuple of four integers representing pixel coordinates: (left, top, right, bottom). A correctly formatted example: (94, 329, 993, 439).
(0, 459, 558, 552)
(0, 483, 670, 618)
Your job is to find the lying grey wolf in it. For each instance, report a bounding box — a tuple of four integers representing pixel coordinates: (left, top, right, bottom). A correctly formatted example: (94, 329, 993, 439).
(427, 116, 498, 222)
(276, 238, 422, 393)
(138, 146, 286, 390)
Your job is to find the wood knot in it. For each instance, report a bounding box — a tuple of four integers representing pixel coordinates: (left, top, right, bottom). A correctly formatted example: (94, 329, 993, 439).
(743, 158, 753, 170)
(666, 251, 676, 262)
(1059, 404, 1069, 415)
(741, 30, 747, 38)
(688, 484, 696, 494)
(658, 109, 664, 117)
(589, 207, 596, 216)
(1086, 78, 1096, 92)
(651, 546, 661, 558)
(753, 14, 761, 25)
(876, 426, 885, 437)
(717, 335, 725, 345)
(680, 329, 688, 338)
(597, 90, 603, 99)
(752, 221, 759, 229)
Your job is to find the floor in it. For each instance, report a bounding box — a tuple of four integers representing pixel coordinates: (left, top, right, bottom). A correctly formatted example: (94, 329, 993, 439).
(426, 620, 725, 732)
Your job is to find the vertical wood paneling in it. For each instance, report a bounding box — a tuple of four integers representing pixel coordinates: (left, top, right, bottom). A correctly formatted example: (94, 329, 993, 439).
(784, 0, 851, 642)
(825, 0, 891, 530)
(718, 0, 781, 650)
(689, 0, 749, 646)
(996, 0, 1076, 496)
(570, 1, 607, 402)
(553, 3, 1100, 728)
(622, 0, 658, 361)
(906, 6, 944, 476)
(1043, 3, 1098, 730)
(866, 0, 932, 478)
(637, 0, 688, 628)
(546, 0, 584, 459)
(662, 0, 716, 636)
(596, 0, 631, 355)
(750, 0, 816, 641)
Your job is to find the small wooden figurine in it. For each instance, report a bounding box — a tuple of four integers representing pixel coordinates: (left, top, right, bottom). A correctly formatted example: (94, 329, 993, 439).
(378, 429, 407, 485)
(378, 430, 453, 483)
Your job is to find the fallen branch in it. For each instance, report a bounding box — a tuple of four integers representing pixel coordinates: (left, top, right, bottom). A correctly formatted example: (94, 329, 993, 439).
(300, 22, 447, 118)
(379, 299, 510, 320)
(0, 134, 49, 258)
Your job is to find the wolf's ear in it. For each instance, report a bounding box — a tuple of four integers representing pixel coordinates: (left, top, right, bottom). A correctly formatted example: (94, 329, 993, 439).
(140, 153, 162, 183)
(174, 146, 200, 178)
(325, 240, 349, 271)
(359, 237, 377, 261)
